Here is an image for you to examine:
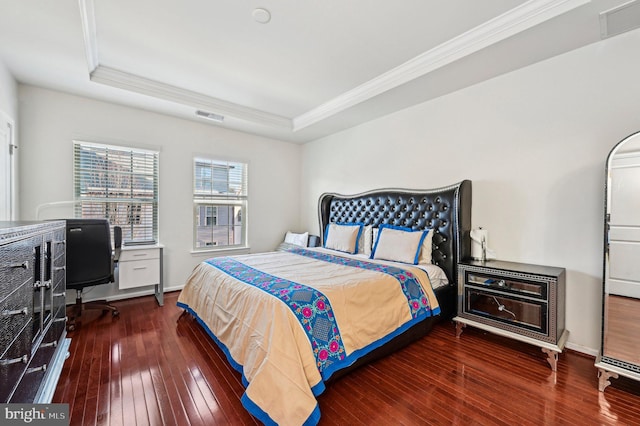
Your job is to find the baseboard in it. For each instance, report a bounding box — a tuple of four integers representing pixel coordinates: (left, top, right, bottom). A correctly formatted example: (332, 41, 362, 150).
(565, 341, 599, 357)
(78, 284, 184, 304)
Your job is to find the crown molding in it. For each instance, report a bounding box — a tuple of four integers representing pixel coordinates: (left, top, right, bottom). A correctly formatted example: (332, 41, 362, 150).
(79, 0, 589, 133)
(79, 0, 99, 72)
(292, 0, 590, 132)
(79, 0, 290, 129)
(90, 66, 292, 128)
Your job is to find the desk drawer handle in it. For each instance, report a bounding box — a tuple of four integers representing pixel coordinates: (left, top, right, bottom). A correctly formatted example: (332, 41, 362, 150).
(26, 364, 47, 374)
(0, 354, 28, 366)
(2, 307, 28, 317)
(10, 261, 29, 270)
(133, 266, 148, 270)
(40, 341, 57, 349)
(133, 253, 148, 257)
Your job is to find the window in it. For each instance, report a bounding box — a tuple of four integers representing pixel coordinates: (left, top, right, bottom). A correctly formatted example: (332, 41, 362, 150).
(194, 157, 247, 250)
(74, 141, 159, 244)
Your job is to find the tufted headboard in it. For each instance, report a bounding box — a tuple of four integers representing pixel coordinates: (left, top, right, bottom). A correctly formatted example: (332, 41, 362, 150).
(318, 180, 472, 288)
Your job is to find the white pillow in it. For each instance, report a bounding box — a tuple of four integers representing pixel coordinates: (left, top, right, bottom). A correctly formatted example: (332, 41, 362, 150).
(324, 223, 362, 254)
(418, 229, 433, 264)
(284, 231, 309, 247)
(371, 225, 427, 265)
(357, 225, 373, 255)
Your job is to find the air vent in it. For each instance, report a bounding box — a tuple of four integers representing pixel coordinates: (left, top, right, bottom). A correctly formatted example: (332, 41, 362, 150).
(196, 110, 224, 122)
(600, 0, 640, 39)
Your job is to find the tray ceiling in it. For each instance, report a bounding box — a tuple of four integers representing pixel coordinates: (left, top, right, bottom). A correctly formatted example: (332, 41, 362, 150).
(0, 0, 635, 142)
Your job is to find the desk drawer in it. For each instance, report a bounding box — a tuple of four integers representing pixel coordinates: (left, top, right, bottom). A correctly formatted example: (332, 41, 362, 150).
(119, 258, 160, 289)
(119, 248, 159, 262)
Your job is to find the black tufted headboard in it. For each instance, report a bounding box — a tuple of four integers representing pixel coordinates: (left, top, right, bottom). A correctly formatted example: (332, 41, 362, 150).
(318, 180, 472, 288)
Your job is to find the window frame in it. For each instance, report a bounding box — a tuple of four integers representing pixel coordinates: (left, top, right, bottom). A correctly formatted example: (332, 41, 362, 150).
(73, 140, 159, 245)
(193, 157, 248, 252)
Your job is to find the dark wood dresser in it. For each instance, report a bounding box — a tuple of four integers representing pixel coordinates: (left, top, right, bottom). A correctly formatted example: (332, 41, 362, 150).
(0, 221, 69, 403)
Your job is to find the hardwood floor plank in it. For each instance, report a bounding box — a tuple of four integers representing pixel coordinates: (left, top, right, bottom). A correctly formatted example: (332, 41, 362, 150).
(107, 321, 124, 426)
(96, 322, 112, 426)
(181, 325, 250, 425)
(55, 292, 640, 425)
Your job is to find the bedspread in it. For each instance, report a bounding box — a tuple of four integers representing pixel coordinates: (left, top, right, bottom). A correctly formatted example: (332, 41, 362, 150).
(177, 247, 439, 426)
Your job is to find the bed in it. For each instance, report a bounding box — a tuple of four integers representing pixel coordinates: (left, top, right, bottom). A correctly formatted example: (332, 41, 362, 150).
(177, 180, 472, 426)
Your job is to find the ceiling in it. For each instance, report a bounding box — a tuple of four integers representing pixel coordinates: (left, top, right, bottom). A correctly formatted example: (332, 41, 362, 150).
(0, 0, 636, 143)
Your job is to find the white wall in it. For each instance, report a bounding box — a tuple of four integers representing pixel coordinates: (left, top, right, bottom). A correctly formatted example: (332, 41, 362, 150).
(18, 85, 301, 301)
(300, 29, 640, 353)
(0, 59, 17, 117)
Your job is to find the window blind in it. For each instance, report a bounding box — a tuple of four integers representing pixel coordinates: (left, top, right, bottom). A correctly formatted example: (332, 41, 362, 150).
(74, 141, 159, 244)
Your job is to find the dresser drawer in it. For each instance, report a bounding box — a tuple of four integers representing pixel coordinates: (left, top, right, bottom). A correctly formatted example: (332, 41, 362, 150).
(51, 287, 66, 316)
(119, 258, 160, 289)
(11, 346, 51, 403)
(0, 281, 32, 345)
(0, 236, 37, 297)
(0, 322, 32, 403)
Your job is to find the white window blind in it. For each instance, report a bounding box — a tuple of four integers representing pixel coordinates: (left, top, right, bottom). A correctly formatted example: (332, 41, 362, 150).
(74, 141, 159, 244)
(193, 157, 247, 250)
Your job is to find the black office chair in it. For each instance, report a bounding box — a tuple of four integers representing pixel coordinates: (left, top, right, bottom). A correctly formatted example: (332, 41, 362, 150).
(65, 218, 122, 331)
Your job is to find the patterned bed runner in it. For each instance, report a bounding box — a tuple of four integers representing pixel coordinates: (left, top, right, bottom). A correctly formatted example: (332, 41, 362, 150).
(205, 257, 346, 374)
(287, 247, 440, 318)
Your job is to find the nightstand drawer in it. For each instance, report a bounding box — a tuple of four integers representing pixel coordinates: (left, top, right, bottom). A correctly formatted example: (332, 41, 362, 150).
(464, 287, 547, 334)
(466, 272, 547, 300)
(118, 258, 160, 289)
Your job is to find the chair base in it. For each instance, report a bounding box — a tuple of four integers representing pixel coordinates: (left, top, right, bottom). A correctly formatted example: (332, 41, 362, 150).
(67, 293, 119, 332)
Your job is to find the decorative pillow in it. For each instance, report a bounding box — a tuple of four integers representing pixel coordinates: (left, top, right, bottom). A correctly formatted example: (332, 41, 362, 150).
(370, 224, 427, 265)
(284, 231, 309, 247)
(357, 225, 374, 256)
(324, 223, 363, 254)
(418, 229, 433, 264)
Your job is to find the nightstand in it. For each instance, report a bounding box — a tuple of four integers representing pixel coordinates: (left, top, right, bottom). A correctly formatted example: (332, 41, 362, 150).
(454, 260, 569, 371)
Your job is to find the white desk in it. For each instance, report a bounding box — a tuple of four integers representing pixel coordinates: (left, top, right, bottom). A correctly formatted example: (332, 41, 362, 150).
(118, 244, 164, 306)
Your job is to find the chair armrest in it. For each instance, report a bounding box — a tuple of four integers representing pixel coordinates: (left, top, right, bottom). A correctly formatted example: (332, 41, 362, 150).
(113, 226, 122, 263)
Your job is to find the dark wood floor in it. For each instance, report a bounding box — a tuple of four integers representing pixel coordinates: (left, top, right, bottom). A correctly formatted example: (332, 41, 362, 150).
(54, 291, 640, 425)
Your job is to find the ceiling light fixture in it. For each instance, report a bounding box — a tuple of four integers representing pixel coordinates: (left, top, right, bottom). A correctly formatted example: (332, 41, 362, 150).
(252, 8, 271, 24)
(196, 110, 225, 122)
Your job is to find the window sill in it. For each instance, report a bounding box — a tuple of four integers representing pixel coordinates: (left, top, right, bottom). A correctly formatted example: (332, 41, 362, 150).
(190, 246, 250, 256)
